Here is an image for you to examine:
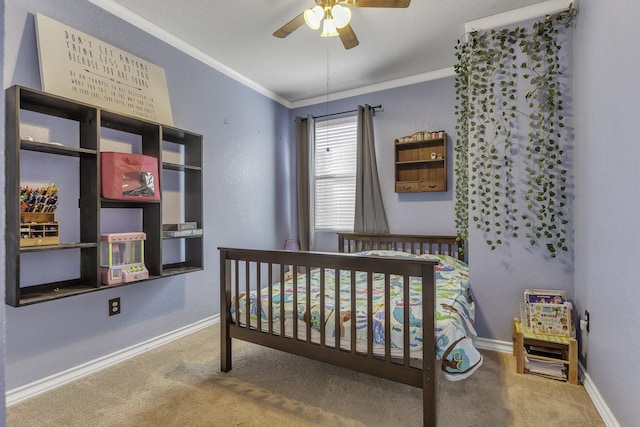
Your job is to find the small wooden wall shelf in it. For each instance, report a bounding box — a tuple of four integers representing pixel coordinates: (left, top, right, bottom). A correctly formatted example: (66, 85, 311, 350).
(394, 133, 447, 193)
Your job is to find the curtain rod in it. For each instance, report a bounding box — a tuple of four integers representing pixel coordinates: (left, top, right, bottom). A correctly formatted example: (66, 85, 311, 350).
(313, 104, 382, 120)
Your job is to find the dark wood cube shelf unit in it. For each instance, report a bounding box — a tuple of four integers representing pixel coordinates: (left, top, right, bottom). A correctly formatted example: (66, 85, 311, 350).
(5, 85, 203, 307)
(394, 133, 447, 193)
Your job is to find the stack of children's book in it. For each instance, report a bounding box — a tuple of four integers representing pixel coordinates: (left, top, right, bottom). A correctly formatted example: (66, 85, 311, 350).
(522, 289, 573, 337)
(520, 289, 574, 381)
(522, 343, 567, 380)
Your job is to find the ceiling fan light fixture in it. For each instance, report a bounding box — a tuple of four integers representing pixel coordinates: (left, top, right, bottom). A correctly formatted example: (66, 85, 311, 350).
(304, 5, 323, 30)
(275, 0, 408, 48)
(331, 4, 351, 29)
(321, 18, 339, 37)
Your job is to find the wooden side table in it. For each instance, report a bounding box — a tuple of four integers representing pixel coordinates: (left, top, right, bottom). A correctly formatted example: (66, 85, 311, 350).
(513, 317, 578, 385)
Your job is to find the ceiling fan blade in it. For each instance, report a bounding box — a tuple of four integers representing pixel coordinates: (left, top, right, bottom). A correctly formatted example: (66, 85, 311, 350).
(273, 12, 305, 38)
(347, 0, 411, 7)
(338, 24, 359, 49)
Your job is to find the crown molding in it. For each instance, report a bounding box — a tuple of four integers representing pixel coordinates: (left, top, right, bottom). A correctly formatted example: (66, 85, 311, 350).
(290, 67, 456, 109)
(465, 0, 573, 33)
(88, 0, 572, 110)
(85, 0, 455, 110)
(87, 0, 290, 107)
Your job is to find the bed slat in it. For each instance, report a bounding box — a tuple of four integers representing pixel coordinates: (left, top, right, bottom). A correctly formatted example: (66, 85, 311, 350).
(366, 271, 373, 359)
(279, 265, 285, 337)
(403, 273, 410, 365)
(320, 267, 326, 347)
(305, 269, 311, 344)
(234, 261, 240, 328)
(268, 263, 273, 335)
(350, 271, 357, 355)
(256, 263, 262, 333)
(245, 262, 250, 331)
(292, 265, 298, 341)
(384, 272, 391, 363)
(335, 269, 341, 350)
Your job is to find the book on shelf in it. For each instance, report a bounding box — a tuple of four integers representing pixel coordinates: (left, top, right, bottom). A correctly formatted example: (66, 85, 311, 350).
(162, 228, 203, 238)
(525, 344, 564, 359)
(524, 288, 566, 304)
(163, 222, 198, 231)
(523, 348, 567, 380)
(527, 301, 573, 337)
(520, 289, 574, 337)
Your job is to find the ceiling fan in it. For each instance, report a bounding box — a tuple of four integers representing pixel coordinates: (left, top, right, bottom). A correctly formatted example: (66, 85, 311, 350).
(273, 0, 411, 50)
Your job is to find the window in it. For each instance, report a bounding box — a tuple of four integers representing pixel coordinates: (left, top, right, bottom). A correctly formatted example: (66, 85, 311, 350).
(314, 116, 357, 232)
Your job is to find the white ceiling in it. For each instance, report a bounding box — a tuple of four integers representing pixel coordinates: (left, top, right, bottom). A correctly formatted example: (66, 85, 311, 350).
(92, 0, 560, 107)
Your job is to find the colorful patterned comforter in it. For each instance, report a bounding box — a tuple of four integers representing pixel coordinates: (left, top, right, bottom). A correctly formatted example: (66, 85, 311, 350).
(232, 250, 483, 381)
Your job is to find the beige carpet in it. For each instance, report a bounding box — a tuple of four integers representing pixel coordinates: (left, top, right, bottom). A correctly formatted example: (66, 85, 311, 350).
(7, 325, 604, 427)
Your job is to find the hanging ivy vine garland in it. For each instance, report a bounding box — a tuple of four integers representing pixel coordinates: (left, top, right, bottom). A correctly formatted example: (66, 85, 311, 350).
(454, 6, 577, 257)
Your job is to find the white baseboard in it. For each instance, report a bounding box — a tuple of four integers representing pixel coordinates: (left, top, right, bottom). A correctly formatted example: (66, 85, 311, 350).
(579, 364, 621, 427)
(6, 315, 219, 406)
(476, 337, 619, 427)
(6, 322, 619, 427)
(474, 336, 513, 354)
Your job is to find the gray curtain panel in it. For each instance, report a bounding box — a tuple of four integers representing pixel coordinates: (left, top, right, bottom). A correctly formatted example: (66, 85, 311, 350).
(295, 115, 315, 251)
(354, 105, 389, 234)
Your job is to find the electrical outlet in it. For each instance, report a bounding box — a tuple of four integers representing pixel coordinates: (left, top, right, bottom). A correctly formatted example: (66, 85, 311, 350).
(109, 298, 121, 316)
(585, 310, 590, 332)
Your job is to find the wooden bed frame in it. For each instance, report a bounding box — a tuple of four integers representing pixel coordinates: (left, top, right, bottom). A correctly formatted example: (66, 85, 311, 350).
(219, 233, 464, 427)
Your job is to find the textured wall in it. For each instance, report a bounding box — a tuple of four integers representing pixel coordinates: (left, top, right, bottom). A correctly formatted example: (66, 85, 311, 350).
(292, 73, 575, 341)
(3, 0, 289, 389)
(4, 1, 635, 423)
(573, 0, 640, 424)
(465, 17, 576, 342)
(291, 77, 459, 254)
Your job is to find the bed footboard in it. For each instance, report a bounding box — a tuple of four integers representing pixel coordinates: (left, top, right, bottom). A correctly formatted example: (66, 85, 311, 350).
(219, 247, 439, 427)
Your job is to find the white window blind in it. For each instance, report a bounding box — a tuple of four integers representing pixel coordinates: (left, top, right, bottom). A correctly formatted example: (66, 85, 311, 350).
(314, 116, 357, 232)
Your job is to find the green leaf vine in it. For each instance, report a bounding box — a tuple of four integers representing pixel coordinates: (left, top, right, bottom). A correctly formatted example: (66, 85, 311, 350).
(454, 6, 577, 257)
(453, 38, 470, 251)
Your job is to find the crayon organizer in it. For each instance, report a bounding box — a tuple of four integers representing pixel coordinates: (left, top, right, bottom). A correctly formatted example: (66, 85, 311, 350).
(19, 183, 60, 247)
(100, 232, 149, 285)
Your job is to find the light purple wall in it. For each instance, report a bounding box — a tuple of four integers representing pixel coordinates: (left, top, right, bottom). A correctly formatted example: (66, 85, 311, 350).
(573, 0, 640, 424)
(291, 78, 459, 253)
(2, 0, 636, 423)
(291, 74, 574, 341)
(3, 0, 290, 389)
(466, 17, 576, 342)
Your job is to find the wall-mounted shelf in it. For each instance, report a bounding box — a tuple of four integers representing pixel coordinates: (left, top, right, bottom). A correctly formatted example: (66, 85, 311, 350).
(5, 85, 203, 307)
(394, 133, 447, 193)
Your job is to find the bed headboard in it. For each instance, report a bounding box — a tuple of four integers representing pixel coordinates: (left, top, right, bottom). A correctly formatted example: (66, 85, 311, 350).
(338, 233, 466, 262)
